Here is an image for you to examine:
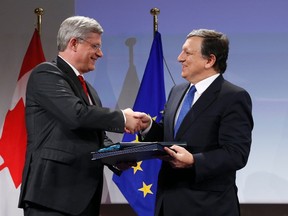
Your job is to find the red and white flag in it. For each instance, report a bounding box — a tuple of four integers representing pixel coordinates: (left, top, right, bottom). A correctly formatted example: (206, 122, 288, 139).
(0, 29, 45, 215)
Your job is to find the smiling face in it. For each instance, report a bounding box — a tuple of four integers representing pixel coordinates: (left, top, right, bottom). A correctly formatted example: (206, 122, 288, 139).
(74, 33, 103, 74)
(60, 32, 103, 74)
(177, 36, 217, 84)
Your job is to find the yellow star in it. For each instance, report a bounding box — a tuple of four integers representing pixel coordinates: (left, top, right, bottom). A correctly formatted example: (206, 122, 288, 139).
(132, 161, 143, 174)
(138, 182, 153, 197)
(129, 114, 157, 174)
(133, 135, 139, 143)
(129, 136, 143, 173)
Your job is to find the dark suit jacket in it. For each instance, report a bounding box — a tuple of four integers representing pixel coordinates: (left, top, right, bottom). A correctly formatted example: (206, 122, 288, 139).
(144, 75, 253, 216)
(18, 56, 124, 215)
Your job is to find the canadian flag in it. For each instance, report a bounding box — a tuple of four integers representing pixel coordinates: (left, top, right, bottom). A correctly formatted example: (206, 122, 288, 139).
(0, 29, 45, 215)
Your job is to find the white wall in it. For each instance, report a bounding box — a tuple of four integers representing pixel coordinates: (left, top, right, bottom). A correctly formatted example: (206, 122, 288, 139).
(0, 0, 74, 128)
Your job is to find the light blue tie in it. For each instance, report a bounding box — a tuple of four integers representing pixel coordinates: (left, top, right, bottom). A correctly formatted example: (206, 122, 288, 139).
(174, 85, 196, 137)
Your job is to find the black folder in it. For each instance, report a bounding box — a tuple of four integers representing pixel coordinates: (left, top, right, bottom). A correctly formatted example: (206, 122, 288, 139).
(91, 142, 186, 165)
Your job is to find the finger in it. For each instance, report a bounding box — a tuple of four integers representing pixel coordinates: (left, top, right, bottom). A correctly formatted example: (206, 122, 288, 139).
(137, 112, 147, 118)
(164, 146, 176, 155)
(124, 128, 132, 134)
(132, 112, 143, 118)
(170, 145, 184, 152)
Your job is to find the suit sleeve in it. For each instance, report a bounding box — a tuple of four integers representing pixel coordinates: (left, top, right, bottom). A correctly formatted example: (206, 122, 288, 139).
(193, 90, 253, 183)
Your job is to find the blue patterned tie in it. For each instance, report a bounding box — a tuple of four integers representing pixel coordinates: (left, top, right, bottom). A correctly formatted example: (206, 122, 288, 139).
(174, 85, 196, 137)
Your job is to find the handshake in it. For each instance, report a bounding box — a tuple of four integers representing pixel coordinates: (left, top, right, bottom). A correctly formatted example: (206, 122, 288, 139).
(123, 108, 152, 134)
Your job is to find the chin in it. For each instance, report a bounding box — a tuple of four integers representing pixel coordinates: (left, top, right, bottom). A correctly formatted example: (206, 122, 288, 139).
(181, 72, 186, 79)
(89, 66, 95, 71)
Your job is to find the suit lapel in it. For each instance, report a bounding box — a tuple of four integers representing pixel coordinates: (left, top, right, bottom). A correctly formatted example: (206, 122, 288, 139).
(56, 57, 91, 105)
(166, 83, 190, 139)
(54, 57, 104, 143)
(86, 83, 102, 107)
(175, 75, 223, 138)
(192, 75, 223, 119)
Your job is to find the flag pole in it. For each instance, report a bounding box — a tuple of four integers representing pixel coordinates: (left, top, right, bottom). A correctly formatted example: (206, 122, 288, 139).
(150, 8, 160, 37)
(150, 8, 176, 85)
(34, 7, 44, 35)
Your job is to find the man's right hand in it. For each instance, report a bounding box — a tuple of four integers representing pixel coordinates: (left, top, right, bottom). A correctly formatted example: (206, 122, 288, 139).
(123, 108, 152, 134)
(123, 108, 141, 134)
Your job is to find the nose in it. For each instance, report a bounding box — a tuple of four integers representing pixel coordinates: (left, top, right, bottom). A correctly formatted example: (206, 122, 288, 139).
(96, 49, 103, 57)
(177, 51, 184, 62)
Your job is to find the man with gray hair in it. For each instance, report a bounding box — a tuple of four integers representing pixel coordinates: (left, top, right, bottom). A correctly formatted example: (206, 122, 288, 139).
(18, 16, 143, 216)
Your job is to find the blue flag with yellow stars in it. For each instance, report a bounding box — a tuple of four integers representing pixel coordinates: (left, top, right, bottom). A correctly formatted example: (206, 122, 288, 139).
(113, 31, 166, 216)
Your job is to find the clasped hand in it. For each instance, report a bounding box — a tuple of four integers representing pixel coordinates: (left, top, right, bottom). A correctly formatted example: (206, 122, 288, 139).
(123, 108, 151, 134)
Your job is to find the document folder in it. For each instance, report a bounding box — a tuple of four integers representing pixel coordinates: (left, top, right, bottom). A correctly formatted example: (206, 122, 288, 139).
(91, 142, 186, 165)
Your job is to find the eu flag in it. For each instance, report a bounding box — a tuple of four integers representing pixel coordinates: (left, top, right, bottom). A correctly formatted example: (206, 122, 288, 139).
(113, 31, 166, 216)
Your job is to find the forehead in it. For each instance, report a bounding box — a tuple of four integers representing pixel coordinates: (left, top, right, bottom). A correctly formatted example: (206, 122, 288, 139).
(85, 32, 102, 41)
(183, 36, 203, 51)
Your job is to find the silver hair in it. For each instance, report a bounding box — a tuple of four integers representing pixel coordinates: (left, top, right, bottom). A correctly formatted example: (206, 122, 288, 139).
(57, 16, 103, 51)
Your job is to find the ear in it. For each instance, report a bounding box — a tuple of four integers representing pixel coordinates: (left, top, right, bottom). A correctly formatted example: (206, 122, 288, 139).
(205, 54, 216, 69)
(69, 37, 79, 51)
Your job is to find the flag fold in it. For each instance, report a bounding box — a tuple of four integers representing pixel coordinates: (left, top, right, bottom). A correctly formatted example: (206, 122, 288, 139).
(0, 29, 45, 216)
(113, 31, 166, 216)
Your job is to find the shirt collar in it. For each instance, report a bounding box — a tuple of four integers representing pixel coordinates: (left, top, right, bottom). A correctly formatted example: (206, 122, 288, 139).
(193, 73, 220, 95)
(58, 55, 81, 77)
